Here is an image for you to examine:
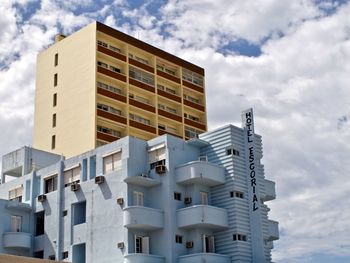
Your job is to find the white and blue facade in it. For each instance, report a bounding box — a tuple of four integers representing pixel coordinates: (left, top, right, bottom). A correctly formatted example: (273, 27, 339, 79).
(0, 115, 278, 263)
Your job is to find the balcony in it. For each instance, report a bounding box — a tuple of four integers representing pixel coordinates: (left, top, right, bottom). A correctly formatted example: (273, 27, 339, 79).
(175, 161, 225, 186)
(184, 118, 206, 131)
(157, 88, 181, 103)
(97, 109, 127, 124)
(124, 206, 164, 230)
(178, 253, 230, 263)
(177, 205, 228, 229)
(124, 173, 161, 187)
(97, 131, 120, 143)
(3, 232, 32, 249)
(97, 45, 127, 62)
(5, 201, 32, 212)
(129, 57, 154, 73)
(130, 120, 156, 134)
(267, 220, 279, 241)
(261, 179, 276, 201)
(97, 87, 127, 103)
(184, 98, 205, 112)
(129, 78, 155, 93)
(157, 69, 181, 84)
(98, 66, 127, 82)
(158, 108, 182, 123)
(129, 98, 156, 113)
(124, 254, 165, 263)
(182, 80, 204, 93)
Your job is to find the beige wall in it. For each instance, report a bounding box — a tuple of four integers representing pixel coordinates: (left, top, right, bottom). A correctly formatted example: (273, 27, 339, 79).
(33, 22, 97, 158)
(0, 254, 68, 263)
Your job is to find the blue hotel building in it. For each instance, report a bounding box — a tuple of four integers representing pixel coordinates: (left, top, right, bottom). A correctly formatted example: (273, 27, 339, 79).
(0, 109, 278, 263)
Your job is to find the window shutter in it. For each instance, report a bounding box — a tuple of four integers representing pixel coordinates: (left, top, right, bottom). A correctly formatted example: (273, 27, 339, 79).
(104, 155, 113, 173)
(142, 237, 150, 254)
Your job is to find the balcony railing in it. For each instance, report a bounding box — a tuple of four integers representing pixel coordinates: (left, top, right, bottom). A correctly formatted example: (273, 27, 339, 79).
(178, 253, 230, 263)
(3, 232, 32, 249)
(177, 205, 228, 229)
(261, 179, 276, 201)
(123, 206, 164, 230)
(124, 254, 165, 263)
(267, 220, 279, 241)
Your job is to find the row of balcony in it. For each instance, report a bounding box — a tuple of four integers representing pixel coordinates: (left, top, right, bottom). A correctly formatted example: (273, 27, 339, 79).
(97, 44, 204, 93)
(124, 253, 230, 263)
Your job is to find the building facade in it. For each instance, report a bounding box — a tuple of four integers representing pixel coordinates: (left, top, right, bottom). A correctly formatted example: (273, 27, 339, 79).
(33, 22, 207, 158)
(0, 112, 278, 263)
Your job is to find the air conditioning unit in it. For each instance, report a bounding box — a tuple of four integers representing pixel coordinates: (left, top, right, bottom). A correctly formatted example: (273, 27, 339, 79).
(186, 241, 194, 248)
(95, 175, 105, 184)
(198, 156, 208, 162)
(37, 194, 46, 202)
(117, 197, 124, 205)
(156, 165, 166, 174)
(71, 183, 80, 192)
(140, 173, 148, 178)
(184, 197, 192, 204)
(117, 242, 124, 249)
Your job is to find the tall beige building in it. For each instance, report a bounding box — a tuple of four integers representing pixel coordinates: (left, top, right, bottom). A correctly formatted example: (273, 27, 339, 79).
(33, 22, 207, 158)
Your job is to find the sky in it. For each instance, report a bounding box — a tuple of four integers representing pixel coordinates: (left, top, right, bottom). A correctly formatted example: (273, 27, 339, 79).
(0, 0, 350, 262)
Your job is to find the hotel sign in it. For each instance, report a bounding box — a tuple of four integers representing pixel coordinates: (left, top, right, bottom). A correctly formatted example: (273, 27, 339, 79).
(241, 108, 265, 262)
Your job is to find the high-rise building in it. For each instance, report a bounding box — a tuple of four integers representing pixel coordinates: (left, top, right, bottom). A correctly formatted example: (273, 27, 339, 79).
(33, 22, 207, 158)
(0, 110, 278, 263)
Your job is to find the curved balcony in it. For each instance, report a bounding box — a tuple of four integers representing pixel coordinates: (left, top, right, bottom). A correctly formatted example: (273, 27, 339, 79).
(261, 179, 276, 201)
(178, 253, 230, 263)
(124, 254, 165, 263)
(175, 161, 225, 186)
(177, 205, 228, 229)
(267, 220, 279, 241)
(124, 173, 161, 187)
(124, 206, 164, 230)
(3, 232, 32, 249)
(5, 201, 32, 212)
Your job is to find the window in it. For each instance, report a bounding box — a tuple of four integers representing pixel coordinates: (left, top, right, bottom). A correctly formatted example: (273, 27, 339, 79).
(230, 191, 244, 199)
(53, 93, 57, 107)
(54, 53, 58, 66)
(184, 94, 200, 104)
(175, 235, 183, 244)
(9, 185, 23, 202)
(64, 166, 81, 187)
(97, 103, 122, 116)
(174, 192, 182, 201)
(54, 73, 58, 86)
(129, 53, 149, 65)
(227, 147, 240, 156)
(35, 211, 44, 236)
(97, 125, 121, 138)
(103, 151, 122, 174)
(62, 251, 68, 259)
(48, 255, 55, 260)
(52, 114, 56, 127)
(97, 61, 108, 69)
(129, 66, 154, 86)
(185, 126, 201, 139)
(129, 93, 151, 105)
(109, 65, 121, 73)
(97, 81, 122, 95)
(135, 236, 149, 254)
(233, 234, 247, 241)
(11, 215, 22, 232)
(200, 191, 208, 205)
(51, 135, 56, 149)
(133, 191, 144, 206)
(129, 113, 151, 126)
(63, 210, 68, 217)
(44, 175, 58, 193)
(97, 40, 108, 48)
(149, 144, 166, 169)
(183, 69, 204, 86)
(156, 63, 176, 76)
(203, 235, 215, 253)
(157, 84, 176, 95)
(158, 104, 177, 114)
(72, 201, 86, 225)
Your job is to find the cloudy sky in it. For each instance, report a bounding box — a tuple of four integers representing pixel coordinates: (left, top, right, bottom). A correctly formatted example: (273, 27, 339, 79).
(0, 0, 350, 262)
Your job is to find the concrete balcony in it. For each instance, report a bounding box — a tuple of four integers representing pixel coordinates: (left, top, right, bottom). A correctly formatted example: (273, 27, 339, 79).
(3, 232, 32, 249)
(124, 206, 164, 230)
(124, 173, 161, 187)
(177, 205, 228, 229)
(267, 220, 279, 241)
(5, 201, 32, 212)
(262, 179, 276, 201)
(175, 161, 225, 186)
(124, 254, 165, 263)
(178, 253, 230, 263)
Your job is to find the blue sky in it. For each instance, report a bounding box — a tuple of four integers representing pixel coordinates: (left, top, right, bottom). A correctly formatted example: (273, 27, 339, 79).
(0, 1, 350, 262)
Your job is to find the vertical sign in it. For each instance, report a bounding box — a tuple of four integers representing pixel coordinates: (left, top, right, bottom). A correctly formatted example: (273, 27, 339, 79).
(242, 108, 265, 262)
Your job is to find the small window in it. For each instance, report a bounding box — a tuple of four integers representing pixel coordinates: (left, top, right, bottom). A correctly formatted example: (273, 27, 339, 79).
(64, 166, 81, 187)
(35, 211, 45, 236)
(103, 151, 122, 174)
(175, 235, 183, 244)
(63, 210, 68, 217)
(62, 251, 68, 259)
(174, 192, 181, 201)
(9, 185, 23, 202)
(230, 191, 244, 199)
(54, 53, 58, 66)
(52, 114, 56, 127)
(233, 234, 247, 241)
(200, 191, 208, 205)
(51, 135, 56, 149)
(72, 201, 86, 225)
(53, 93, 57, 107)
(227, 147, 240, 156)
(54, 73, 58, 87)
(48, 255, 55, 260)
(133, 191, 144, 206)
(44, 175, 58, 193)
